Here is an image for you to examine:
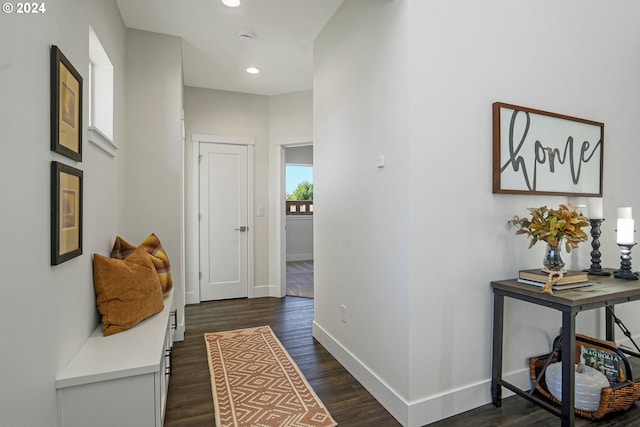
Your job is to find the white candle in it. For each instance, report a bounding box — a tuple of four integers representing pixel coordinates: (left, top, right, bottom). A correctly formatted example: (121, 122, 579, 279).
(618, 207, 633, 219)
(588, 198, 603, 219)
(617, 218, 635, 244)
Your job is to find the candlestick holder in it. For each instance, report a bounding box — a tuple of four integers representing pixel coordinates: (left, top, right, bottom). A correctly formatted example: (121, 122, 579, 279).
(614, 243, 639, 280)
(583, 218, 611, 276)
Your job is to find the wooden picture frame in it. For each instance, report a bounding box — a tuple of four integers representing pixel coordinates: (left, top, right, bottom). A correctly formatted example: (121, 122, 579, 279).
(492, 102, 603, 196)
(51, 161, 83, 265)
(51, 45, 83, 162)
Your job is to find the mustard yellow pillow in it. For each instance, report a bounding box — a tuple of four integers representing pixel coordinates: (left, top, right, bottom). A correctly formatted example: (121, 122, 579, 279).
(93, 247, 164, 336)
(111, 234, 173, 295)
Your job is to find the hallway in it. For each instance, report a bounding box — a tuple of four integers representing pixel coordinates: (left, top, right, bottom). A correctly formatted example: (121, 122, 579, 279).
(164, 296, 399, 426)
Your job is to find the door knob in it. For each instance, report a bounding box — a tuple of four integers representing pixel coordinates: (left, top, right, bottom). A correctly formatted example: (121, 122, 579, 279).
(235, 226, 248, 232)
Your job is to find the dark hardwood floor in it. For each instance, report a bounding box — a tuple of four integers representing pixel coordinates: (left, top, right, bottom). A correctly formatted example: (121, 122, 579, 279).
(286, 260, 314, 298)
(429, 393, 640, 427)
(164, 296, 401, 427)
(165, 296, 640, 427)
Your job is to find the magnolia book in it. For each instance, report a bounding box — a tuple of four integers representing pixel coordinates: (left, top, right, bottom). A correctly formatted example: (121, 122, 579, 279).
(580, 345, 621, 384)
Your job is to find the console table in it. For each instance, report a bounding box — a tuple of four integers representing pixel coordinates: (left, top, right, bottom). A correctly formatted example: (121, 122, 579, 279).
(491, 274, 640, 426)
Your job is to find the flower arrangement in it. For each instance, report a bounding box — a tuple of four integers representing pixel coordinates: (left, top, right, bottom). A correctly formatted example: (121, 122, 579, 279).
(509, 203, 590, 252)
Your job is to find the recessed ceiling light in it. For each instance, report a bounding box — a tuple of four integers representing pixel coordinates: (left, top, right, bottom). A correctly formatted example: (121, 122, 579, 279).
(246, 67, 260, 74)
(221, 0, 240, 7)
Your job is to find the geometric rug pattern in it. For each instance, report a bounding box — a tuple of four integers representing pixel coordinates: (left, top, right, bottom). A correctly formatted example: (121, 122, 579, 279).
(204, 326, 337, 427)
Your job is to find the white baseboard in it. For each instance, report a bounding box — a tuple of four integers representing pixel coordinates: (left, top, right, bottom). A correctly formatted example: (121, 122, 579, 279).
(286, 253, 313, 262)
(312, 321, 409, 425)
(174, 324, 185, 342)
(252, 284, 281, 298)
(618, 336, 640, 353)
(312, 321, 530, 427)
(186, 286, 282, 302)
(406, 370, 527, 426)
(185, 290, 199, 305)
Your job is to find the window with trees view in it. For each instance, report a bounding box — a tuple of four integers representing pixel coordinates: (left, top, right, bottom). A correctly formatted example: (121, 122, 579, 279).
(286, 165, 313, 215)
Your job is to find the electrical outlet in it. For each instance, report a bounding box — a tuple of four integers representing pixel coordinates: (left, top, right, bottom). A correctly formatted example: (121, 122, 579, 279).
(340, 304, 347, 323)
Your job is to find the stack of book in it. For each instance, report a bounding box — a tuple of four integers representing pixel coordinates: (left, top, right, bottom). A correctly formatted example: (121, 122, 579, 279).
(518, 269, 591, 290)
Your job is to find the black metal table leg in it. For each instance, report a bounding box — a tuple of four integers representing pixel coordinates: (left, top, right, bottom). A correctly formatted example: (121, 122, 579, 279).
(606, 305, 615, 342)
(560, 311, 576, 427)
(491, 292, 504, 407)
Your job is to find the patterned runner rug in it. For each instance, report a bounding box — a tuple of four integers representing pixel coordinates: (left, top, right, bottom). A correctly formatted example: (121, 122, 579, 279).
(204, 326, 337, 427)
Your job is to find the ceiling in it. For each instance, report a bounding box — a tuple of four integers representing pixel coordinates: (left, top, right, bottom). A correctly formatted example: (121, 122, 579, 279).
(115, 0, 344, 96)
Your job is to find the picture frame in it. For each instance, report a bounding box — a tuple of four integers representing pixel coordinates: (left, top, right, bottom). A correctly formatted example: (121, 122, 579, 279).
(51, 45, 83, 162)
(492, 102, 604, 196)
(51, 161, 83, 265)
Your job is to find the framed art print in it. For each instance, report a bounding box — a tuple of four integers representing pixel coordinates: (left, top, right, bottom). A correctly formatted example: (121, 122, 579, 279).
(51, 161, 83, 265)
(51, 45, 83, 162)
(492, 102, 603, 196)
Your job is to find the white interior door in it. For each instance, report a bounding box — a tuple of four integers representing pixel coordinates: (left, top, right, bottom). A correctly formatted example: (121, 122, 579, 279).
(199, 143, 249, 301)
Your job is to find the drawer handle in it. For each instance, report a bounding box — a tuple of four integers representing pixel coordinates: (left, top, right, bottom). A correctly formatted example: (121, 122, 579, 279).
(165, 348, 172, 376)
(170, 309, 177, 331)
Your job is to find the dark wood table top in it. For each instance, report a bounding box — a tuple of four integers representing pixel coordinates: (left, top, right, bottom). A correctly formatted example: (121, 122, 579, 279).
(491, 270, 640, 311)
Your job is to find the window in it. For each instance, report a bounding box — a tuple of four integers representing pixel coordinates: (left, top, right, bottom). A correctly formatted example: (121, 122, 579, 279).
(286, 165, 313, 215)
(88, 26, 118, 156)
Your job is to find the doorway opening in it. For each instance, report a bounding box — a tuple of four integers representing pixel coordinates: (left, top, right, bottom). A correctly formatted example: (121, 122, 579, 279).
(284, 146, 314, 298)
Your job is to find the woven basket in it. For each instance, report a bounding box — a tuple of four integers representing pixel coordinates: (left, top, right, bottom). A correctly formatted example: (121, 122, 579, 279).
(529, 335, 640, 420)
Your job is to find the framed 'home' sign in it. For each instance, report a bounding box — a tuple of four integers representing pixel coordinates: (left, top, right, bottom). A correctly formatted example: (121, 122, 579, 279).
(492, 102, 603, 196)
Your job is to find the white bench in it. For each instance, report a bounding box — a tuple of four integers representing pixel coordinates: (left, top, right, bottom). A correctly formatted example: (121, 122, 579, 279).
(56, 291, 175, 427)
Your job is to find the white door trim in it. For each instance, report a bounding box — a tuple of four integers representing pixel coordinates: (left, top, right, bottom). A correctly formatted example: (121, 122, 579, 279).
(188, 134, 255, 303)
(193, 133, 255, 146)
(271, 137, 313, 298)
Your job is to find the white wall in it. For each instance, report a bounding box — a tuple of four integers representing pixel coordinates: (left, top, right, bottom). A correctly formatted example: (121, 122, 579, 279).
(286, 217, 314, 261)
(314, 0, 640, 426)
(313, 0, 412, 423)
(286, 144, 313, 164)
(124, 28, 185, 335)
(269, 91, 314, 296)
(270, 90, 313, 140)
(184, 87, 271, 300)
(0, 1, 125, 425)
(408, 2, 640, 424)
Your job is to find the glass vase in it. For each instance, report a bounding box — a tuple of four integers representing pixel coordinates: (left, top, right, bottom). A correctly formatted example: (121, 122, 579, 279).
(543, 242, 565, 271)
